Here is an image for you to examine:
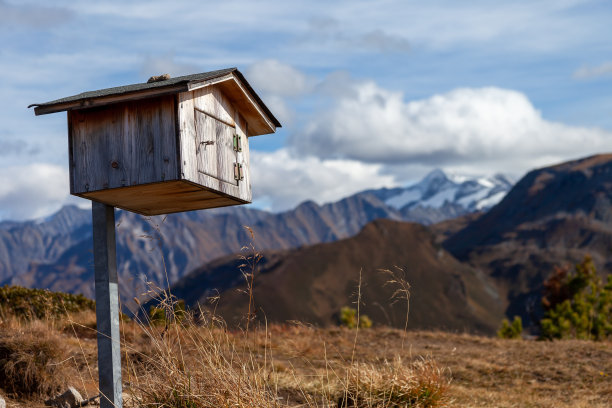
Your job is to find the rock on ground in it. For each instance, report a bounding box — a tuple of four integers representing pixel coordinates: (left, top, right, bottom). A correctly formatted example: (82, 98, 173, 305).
(45, 386, 84, 408)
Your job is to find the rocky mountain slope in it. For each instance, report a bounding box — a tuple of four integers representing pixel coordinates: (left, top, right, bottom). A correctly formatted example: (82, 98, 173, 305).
(4, 169, 510, 300)
(12, 195, 401, 299)
(366, 169, 513, 224)
(169, 153, 612, 332)
(172, 219, 504, 333)
(0, 206, 91, 283)
(444, 154, 612, 327)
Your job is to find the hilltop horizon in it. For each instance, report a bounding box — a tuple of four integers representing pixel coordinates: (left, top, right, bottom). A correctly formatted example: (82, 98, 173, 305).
(1, 166, 516, 224)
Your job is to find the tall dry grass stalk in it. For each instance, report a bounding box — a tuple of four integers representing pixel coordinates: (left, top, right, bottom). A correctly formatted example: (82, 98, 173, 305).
(125, 288, 281, 407)
(237, 226, 262, 333)
(120, 225, 450, 407)
(381, 267, 411, 350)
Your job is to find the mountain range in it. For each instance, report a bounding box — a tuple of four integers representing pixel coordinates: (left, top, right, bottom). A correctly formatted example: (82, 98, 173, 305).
(164, 154, 612, 333)
(1, 169, 511, 302)
(5, 153, 612, 334)
(444, 153, 612, 327)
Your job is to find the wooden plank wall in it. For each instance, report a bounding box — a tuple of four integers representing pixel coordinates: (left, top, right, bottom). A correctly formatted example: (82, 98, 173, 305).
(178, 86, 251, 203)
(70, 95, 178, 194)
(177, 91, 197, 182)
(70, 86, 252, 213)
(235, 112, 252, 202)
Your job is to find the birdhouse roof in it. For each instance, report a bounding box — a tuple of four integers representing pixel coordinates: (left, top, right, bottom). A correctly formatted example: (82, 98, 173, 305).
(29, 68, 281, 135)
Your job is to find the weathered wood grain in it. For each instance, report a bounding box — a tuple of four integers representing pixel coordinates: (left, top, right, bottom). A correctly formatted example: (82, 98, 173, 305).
(67, 111, 75, 193)
(70, 96, 178, 194)
(215, 74, 276, 136)
(186, 73, 233, 92)
(194, 110, 218, 181)
(81, 180, 244, 215)
(68, 84, 258, 214)
(193, 86, 235, 127)
(106, 106, 126, 189)
(193, 109, 240, 198)
(235, 112, 252, 202)
(215, 115, 236, 186)
(177, 91, 197, 181)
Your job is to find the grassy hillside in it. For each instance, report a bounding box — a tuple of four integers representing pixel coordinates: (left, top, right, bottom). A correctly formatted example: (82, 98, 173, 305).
(0, 285, 94, 319)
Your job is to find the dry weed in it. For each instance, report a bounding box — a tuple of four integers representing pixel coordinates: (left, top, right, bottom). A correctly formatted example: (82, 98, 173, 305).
(338, 357, 451, 408)
(0, 318, 78, 398)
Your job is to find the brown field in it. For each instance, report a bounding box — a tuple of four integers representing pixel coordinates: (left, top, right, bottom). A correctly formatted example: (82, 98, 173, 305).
(1, 310, 610, 408)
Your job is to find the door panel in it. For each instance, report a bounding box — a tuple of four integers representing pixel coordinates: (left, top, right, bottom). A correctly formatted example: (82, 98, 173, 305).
(195, 109, 237, 185)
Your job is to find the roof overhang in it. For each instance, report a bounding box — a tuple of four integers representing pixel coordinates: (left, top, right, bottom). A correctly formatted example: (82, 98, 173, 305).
(29, 68, 280, 136)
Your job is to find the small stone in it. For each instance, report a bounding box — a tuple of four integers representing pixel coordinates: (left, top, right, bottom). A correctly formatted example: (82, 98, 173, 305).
(45, 386, 84, 408)
(0, 395, 6, 408)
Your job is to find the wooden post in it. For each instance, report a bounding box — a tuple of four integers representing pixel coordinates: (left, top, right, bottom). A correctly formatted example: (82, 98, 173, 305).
(92, 202, 123, 408)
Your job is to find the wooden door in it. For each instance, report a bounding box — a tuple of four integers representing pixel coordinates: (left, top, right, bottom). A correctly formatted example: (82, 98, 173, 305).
(194, 109, 237, 186)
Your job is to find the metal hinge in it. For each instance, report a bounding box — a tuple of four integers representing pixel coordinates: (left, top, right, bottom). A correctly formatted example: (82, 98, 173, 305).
(233, 134, 242, 152)
(234, 163, 244, 181)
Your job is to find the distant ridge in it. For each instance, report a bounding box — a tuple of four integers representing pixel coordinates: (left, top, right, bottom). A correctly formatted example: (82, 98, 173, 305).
(171, 219, 504, 333)
(3, 169, 512, 301)
(169, 153, 612, 332)
(444, 153, 612, 327)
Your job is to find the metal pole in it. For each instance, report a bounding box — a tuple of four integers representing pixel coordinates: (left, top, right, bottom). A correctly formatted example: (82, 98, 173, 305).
(92, 202, 123, 408)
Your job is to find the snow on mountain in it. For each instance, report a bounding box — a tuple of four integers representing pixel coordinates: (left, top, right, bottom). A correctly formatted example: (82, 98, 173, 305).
(383, 169, 514, 212)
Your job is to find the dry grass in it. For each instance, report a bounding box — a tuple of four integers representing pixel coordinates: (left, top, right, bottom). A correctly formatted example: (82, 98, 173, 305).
(0, 305, 610, 407)
(124, 321, 281, 407)
(339, 357, 450, 407)
(0, 317, 79, 398)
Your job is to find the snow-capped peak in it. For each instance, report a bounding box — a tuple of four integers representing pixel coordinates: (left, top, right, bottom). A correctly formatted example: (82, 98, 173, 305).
(384, 169, 513, 212)
(420, 168, 448, 185)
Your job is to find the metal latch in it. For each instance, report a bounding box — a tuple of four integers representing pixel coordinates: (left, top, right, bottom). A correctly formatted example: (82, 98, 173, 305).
(233, 134, 242, 152)
(234, 163, 244, 181)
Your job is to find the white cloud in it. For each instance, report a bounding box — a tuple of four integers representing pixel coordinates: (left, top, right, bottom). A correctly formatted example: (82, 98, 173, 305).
(250, 148, 396, 212)
(1, 0, 610, 220)
(290, 78, 612, 175)
(574, 62, 612, 79)
(0, 163, 87, 221)
(246, 59, 316, 125)
(247, 59, 313, 97)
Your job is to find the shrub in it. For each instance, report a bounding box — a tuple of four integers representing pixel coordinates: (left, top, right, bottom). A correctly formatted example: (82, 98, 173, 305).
(339, 306, 372, 329)
(359, 315, 373, 329)
(148, 306, 167, 326)
(148, 299, 188, 326)
(540, 256, 612, 340)
(0, 285, 95, 320)
(497, 316, 523, 339)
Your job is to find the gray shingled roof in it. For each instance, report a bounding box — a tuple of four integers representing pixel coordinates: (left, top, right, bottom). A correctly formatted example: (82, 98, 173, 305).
(29, 68, 281, 127)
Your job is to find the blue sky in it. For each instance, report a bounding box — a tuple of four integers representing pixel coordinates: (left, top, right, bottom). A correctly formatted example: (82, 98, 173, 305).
(1, 0, 612, 220)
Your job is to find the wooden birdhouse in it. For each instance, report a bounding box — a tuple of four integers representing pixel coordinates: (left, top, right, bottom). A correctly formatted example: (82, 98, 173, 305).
(30, 68, 280, 215)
